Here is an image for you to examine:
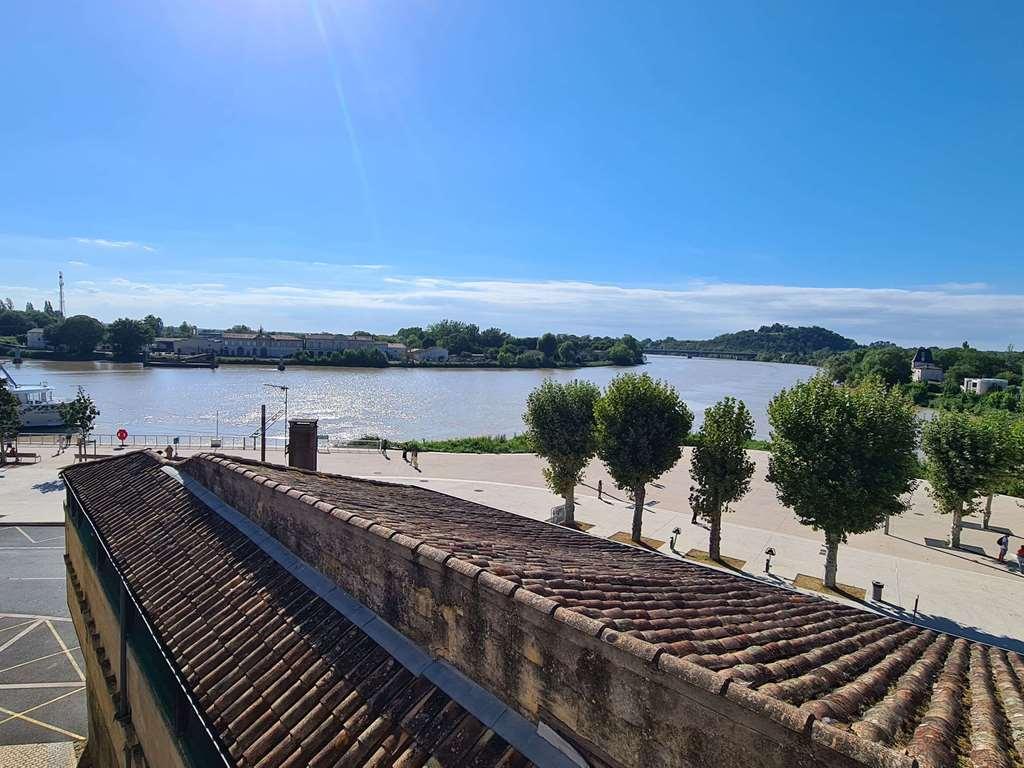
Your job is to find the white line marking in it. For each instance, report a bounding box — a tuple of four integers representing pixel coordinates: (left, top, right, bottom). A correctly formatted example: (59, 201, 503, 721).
(0, 546, 65, 550)
(0, 682, 84, 690)
(14, 527, 36, 544)
(0, 613, 72, 622)
(0, 620, 36, 637)
(46, 621, 84, 682)
(0, 621, 41, 653)
(0, 646, 82, 675)
(7, 577, 65, 581)
(0, 689, 86, 739)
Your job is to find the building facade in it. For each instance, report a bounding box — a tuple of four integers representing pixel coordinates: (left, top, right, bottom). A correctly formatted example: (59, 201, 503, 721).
(962, 377, 1010, 395)
(910, 347, 944, 383)
(26, 328, 46, 348)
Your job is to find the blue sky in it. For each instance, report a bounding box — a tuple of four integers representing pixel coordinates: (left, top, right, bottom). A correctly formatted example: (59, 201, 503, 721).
(1, 2, 1022, 346)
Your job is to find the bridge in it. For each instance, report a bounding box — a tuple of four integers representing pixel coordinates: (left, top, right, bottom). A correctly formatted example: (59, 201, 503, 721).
(645, 348, 757, 361)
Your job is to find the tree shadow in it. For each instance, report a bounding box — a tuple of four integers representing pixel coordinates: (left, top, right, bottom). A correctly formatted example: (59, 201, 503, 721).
(961, 520, 1013, 535)
(869, 600, 1024, 654)
(891, 534, 1018, 577)
(32, 480, 65, 494)
(923, 537, 986, 556)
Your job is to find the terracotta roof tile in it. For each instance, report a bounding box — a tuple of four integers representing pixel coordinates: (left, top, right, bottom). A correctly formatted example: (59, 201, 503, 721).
(62, 452, 534, 768)
(199, 453, 1024, 768)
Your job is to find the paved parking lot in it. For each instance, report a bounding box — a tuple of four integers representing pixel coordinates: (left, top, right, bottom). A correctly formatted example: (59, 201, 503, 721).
(0, 526, 86, 747)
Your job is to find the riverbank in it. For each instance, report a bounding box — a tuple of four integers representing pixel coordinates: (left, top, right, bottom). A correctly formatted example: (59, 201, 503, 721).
(213, 356, 635, 370)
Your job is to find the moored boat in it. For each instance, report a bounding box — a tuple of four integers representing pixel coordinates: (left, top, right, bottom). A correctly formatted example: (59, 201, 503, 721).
(1, 362, 67, 428)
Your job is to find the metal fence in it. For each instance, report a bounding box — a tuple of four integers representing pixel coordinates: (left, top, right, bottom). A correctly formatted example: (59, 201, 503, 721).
(15, 432, 389, 454)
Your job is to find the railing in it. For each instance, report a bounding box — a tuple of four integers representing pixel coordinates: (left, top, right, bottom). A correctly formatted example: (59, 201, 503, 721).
(15, 433, 285, 450)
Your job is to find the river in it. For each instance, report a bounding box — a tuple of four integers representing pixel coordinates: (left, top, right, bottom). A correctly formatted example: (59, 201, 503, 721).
(9, 357, 817, 443)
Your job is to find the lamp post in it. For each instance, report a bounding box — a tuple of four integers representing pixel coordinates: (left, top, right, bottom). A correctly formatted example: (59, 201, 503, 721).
(263, 383, 289, 453)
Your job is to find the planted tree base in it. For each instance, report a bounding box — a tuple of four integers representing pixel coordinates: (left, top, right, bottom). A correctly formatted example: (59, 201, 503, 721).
(684, 549, 747, 571)
(560, 520, 595, 532)
(609, 531, 666, 551)
(793, 573, 866, 601)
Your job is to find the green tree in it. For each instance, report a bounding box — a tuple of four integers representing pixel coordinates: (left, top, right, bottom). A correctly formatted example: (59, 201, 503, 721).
(425, 320, 480, 355)
(556, 340, 578, 365)
(0, 380, 21, 465)
(689, 397, 756, 561)
(853, 346, 911, 386)
(107, 318, 155, 359)
(537, 332, 558, 360)
(922, 411, 1023, 547)
(227, 324, 253, 333)
(59, 388, 100, 454)
(595, 373, 693, 543)
(45, 315, 105, 356)
(606, 342, 636, 365)
(523, 379, 601, 524)
(767, 376, 918, 588)
(142, 314, 164, 337)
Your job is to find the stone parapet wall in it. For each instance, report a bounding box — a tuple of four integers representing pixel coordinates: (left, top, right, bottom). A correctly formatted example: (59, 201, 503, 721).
(188, 454, 916, 768)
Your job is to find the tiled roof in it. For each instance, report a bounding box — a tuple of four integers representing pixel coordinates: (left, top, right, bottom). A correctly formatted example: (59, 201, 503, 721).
(62, 452, 537, 768)
(203, 455, 1024, 768)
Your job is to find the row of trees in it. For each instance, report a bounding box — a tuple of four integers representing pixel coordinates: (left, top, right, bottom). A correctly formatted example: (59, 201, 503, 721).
(393, 320, 644, 367)
(525, 372, 1024, 590)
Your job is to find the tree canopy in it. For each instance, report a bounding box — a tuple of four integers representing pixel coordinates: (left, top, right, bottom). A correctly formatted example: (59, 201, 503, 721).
(0, 380, 20, 465)
(59, 388, 100, 443)
(595, 373, 693, 543)
(107, 318, 155, 359)
(922, 410, 1024, 548)
(767, 376, 918, 588)
(523, 379, 601, 524)
(45, 315, 105, 357)
(689, 397, 755, 561)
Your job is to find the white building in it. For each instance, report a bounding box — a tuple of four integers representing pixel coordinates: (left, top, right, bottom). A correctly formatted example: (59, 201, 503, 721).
(26, 328, 46, 349)
(911, 347, 944, 383)
(410, 346, 449, 363)
(962, 378, 1009, 396)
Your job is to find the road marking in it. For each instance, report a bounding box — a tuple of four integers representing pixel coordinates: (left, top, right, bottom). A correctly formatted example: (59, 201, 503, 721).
(6, 577, 65, 581)
(0, 546, 65, 550)
(0, 620, 36, 637)
(0, 688, 86, 739)
(0, 646, 82, 675)
(46, 621, 84, 682)
(14, 527, 36, 544)
(0, 613, 72, 622)
(0, 621, 41, 653)
(0, 682, 84, 690)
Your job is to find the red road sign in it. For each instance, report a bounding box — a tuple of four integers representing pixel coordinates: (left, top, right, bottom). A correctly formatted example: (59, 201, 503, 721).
(116, 428, 128, 442)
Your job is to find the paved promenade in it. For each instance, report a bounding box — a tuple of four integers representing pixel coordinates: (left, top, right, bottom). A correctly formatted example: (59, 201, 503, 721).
(4, 446, 1022, 650)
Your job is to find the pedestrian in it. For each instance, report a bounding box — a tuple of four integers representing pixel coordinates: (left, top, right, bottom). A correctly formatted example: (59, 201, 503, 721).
(997, 533, 1010, 562)
(1018, 544, 1024, 575)
(411, 446, 419, 470)
(402, 444, 408, 462)
(382, 437, 388, 457)
(597, 479, 603, 500)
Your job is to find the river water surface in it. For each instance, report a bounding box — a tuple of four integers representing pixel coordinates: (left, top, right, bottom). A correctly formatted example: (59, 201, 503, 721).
(11, 357, 817, 442)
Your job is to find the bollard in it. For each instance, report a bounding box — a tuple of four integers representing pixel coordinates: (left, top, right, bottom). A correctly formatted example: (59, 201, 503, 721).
(871, 581, 884, 602)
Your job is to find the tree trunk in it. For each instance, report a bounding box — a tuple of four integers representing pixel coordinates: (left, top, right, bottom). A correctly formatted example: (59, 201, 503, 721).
(563, 488, 575, 525)
(950, 502, 963, 549)
(631, 485, 646, 544)
(983, 494, 993, 530)
(823, 531, 841, 589)
(709, 503, 722, 562)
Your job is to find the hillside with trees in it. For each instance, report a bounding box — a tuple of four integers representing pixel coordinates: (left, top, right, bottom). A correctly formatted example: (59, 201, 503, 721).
(647, 324, 859, 364)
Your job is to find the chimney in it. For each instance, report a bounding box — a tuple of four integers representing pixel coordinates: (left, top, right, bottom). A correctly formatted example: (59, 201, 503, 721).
(287, 418, 318, 471)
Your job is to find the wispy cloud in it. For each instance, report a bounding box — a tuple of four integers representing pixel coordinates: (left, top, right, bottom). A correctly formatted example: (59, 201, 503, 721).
(18, 275, 1017, 348)
(349, 264, 389, 270)
(67, 260, 89, 268)
(73, 237, 156, 252)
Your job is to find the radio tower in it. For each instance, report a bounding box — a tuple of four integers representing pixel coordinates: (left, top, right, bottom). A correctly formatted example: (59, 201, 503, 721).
(59, 271, 65, 316)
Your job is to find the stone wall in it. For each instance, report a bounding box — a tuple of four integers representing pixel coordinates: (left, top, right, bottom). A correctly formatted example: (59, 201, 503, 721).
(188, 455, 915, 768)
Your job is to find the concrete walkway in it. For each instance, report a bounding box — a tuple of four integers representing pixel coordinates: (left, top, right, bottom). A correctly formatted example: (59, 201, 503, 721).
(6, 446, 1023, 650)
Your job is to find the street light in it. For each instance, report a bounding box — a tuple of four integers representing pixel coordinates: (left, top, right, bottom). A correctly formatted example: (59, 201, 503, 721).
(263, 384, 289, 453)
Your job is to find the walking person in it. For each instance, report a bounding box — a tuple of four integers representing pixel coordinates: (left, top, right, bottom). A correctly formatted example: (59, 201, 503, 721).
(402, 444, 408, 462)
(1017, 544, 1024, 575)
(411, 446, 419, 471)
(597, 479, 603, 500)
(382, 437, 389, 457)
(997, 532, 1010, 562)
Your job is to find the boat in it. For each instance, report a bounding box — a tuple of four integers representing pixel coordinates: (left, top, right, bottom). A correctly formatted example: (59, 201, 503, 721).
(1, 362, 67, 428)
